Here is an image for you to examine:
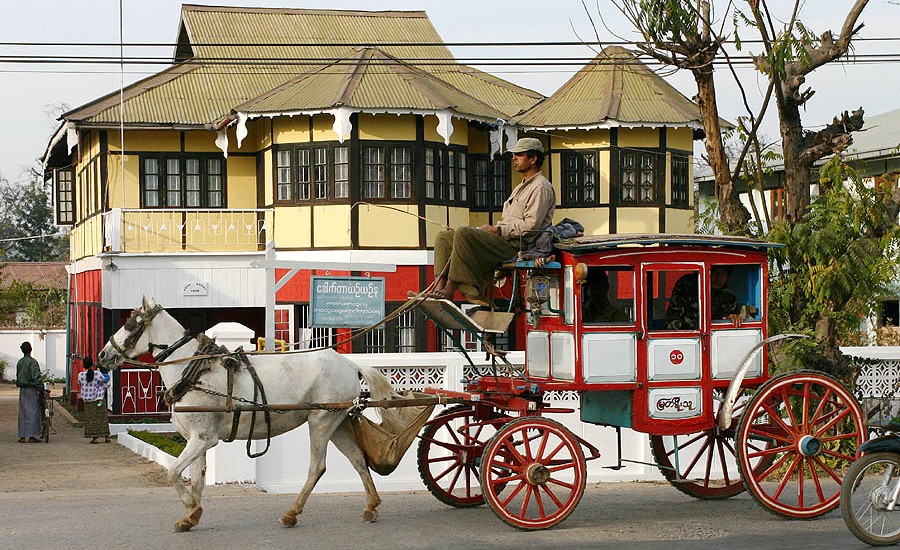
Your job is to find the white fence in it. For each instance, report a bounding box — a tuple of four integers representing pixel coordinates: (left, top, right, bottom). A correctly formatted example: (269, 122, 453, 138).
(0, 329, 67, 382)
(116, 346, 900, 495)
(844, 346, 900, 426)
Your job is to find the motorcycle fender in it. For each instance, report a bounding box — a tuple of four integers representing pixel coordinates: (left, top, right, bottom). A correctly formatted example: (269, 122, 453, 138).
(858, 435, 900, 455)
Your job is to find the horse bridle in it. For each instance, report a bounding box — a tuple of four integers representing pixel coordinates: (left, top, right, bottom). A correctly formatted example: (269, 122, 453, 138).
(108, 304, 192, 363)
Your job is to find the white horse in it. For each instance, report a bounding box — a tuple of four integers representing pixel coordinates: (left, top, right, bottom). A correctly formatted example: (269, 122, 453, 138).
(98, 297, 396, 532)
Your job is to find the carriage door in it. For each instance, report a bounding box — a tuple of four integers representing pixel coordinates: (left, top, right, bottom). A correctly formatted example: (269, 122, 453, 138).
(638, 262, 707, 430)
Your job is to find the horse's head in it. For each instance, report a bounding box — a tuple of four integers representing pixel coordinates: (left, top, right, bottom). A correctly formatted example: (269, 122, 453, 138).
(98, 297, 187, 369)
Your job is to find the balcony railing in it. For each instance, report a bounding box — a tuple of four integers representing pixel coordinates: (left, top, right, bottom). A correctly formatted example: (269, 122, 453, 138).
(103, 208, 271, 253)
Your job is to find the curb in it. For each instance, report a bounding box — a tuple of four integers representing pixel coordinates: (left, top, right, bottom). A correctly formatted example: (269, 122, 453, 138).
(51, 399, 83, 428)
(117, 432, 178, 471)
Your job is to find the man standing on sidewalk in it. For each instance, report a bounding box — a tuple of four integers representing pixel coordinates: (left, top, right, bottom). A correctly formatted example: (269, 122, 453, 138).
(16, 341, 43, 443)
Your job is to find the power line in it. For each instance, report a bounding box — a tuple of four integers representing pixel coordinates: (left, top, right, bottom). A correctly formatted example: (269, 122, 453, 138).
(1, 53, 899, 68)
(3, 36, 900, 47)
(0, 232, 67, 244)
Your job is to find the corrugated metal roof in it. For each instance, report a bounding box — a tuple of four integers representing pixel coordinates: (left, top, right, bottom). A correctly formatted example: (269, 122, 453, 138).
(181, 6, 457, 61)
(233, 48, 506, 121)
(513, 46, 703, 129)
(65, 5, 542, 126)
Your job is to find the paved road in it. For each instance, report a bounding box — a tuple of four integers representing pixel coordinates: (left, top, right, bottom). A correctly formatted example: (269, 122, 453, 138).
(0, 386, 873, 550)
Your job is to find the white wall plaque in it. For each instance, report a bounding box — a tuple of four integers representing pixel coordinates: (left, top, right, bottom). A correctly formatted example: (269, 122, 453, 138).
(183, 282, 209, 296)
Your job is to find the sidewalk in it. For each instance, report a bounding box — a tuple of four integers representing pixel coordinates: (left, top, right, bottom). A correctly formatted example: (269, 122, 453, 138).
(0, 383, 169, 493)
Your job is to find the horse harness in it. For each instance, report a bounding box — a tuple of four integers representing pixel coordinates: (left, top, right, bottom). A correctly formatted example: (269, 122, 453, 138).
(164, 333, 275, 458)
(109, 304, 194, 363)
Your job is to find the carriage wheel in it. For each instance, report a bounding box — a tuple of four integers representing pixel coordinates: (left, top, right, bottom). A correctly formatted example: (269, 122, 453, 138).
(736, 370, 866, 519)
(649, 389, 773, 500)
(417, 405, 507, 508)
(480, 417, 586, 530)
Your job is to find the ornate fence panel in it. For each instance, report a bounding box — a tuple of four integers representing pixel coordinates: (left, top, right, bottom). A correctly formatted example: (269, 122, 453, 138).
(845, 346, 900, 428)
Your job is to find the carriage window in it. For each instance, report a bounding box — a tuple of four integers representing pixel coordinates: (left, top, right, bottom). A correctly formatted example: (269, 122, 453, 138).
(650, 268, 700, 331)
(711, 264, 761, 324)
(582, 267, 634, 325)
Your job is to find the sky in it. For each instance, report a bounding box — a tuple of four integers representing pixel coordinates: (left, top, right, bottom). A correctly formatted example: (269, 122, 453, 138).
(2, 0, 899, 184)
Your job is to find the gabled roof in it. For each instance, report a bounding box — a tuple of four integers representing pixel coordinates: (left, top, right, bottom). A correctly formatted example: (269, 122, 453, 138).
(177, 5, 457, 62)
(62, 5, 542, 128)
(513, 46, 704, 130)
(229, 47, 506, 122)
(0, 263, 68, 290)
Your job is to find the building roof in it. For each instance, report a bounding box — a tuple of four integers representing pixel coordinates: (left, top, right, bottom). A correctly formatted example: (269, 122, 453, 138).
(0, 263, 68, 290)
(61, 5, 542, 128)
(843, 107, 900, 162)
(226, 47, 507, 122)
(512, 46, 704, 130)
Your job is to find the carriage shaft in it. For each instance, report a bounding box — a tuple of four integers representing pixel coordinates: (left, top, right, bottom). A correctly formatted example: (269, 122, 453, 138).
(172, 395, 462, 413)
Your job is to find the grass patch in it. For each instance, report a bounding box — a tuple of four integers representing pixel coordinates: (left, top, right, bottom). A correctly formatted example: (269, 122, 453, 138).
(128, 430, 186, 457)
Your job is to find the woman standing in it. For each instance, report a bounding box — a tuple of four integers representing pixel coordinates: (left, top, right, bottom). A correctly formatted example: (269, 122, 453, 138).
(77, 357, 110, 443)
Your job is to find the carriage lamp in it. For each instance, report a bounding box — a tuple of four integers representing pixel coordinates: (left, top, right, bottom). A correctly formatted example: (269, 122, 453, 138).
(573, 262, 589, 283)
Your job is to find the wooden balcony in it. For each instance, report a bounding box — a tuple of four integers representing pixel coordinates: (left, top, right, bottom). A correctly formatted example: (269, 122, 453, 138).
(103, 208, 271, 253)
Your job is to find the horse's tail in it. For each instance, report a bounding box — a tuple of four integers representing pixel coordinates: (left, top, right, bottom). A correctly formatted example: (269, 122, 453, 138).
(357, 365, 396, 401)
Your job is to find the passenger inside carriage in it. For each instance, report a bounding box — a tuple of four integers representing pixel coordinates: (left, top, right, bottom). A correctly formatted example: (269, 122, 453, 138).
(582, 269, 631, 324)
(663, 265, 755, 330)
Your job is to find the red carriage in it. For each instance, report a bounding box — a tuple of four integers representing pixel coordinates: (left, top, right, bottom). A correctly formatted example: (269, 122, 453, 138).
(416, 234, 866, 530)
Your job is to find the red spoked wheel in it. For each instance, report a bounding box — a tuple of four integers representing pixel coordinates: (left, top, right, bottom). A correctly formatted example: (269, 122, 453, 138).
(480, 417, 586, 530)
(417, 405, 507, 508)
(736, 371, 866, 519)
(649, 389, 773, 500)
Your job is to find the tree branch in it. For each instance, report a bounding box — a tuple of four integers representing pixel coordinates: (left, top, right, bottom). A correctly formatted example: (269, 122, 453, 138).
(782, 0, 869, 98)
(796, 108, 865, 166)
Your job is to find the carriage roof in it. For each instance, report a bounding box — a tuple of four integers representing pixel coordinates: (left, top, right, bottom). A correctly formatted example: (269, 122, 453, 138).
(555, 233, 782, 254)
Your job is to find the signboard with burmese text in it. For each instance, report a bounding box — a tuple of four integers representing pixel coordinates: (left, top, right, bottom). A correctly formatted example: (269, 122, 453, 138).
(310, 276, 385, 328)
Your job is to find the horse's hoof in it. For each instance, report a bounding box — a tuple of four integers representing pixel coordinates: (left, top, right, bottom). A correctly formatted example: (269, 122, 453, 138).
(362, 510, 378, 523)
(280, 513, 297, 527)
(188, 506, 203, 524)
(173, 521, 193, 533)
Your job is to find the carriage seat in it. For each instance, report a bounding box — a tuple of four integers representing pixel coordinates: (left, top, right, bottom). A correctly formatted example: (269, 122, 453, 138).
(498, 259, 562, 271)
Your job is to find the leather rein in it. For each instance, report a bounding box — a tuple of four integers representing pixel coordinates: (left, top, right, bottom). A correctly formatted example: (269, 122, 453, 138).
(108, 304, 192, 363)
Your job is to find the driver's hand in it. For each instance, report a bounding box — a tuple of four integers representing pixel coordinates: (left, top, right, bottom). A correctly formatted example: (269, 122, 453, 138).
(727, 313, 743, 327)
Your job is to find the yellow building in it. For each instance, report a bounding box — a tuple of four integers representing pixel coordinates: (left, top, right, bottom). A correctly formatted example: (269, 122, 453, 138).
(42, 6, 706, 413)
(513, 46, 702, 236)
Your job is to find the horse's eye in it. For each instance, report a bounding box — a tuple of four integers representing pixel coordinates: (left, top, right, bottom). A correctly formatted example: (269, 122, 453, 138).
(124, 318, 137, 331)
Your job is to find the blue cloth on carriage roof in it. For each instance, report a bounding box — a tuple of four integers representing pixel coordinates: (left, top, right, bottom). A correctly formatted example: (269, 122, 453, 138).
(514, 218, 584, 261)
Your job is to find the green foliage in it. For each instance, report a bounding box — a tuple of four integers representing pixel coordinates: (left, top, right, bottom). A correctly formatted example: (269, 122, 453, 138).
(767, 157, 900, 357)
(0, 172, 68, 262)
(0, 357, 8, 382)
(0, 277, 66, 328)
(128, 430, 186, 457)
(694, 197, 722, 236)
(618, 0, 701, 45)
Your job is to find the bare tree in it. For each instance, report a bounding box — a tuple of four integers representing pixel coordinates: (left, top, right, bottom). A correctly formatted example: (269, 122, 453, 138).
(604, 0, 871, 231)
(746, 0, 869, 222)
(607, 0, 751, 233)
